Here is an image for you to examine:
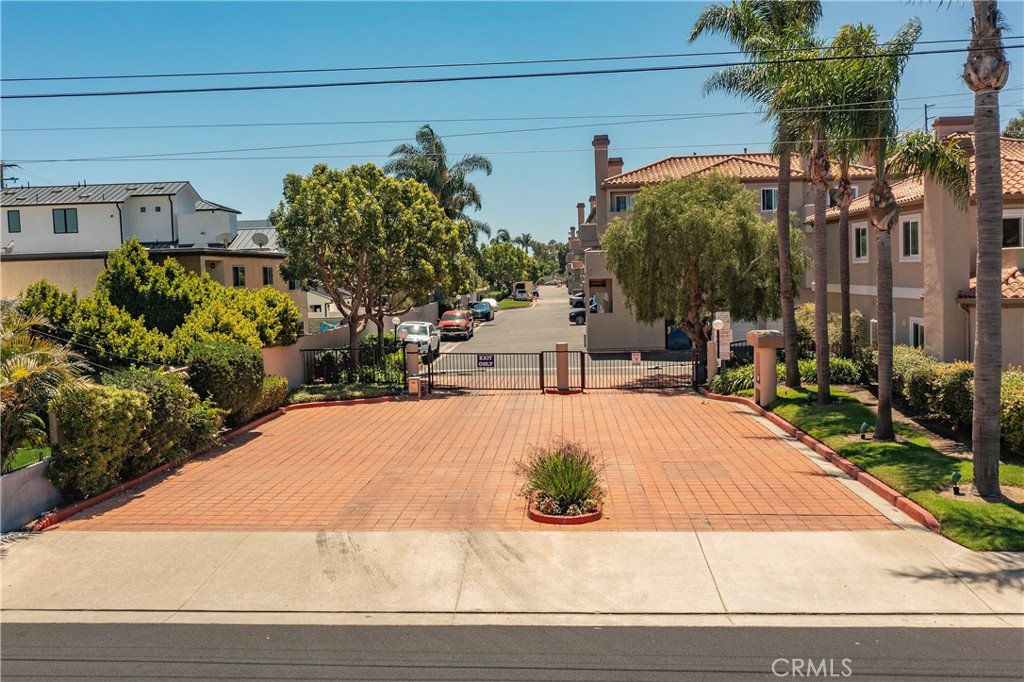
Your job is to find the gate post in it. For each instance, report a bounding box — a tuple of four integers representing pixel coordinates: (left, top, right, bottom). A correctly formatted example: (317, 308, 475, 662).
(405, 342, 421, 396)
(579, 351, 586, 392)
(555, 342, 569, 391)
(539, 352, 545, 393)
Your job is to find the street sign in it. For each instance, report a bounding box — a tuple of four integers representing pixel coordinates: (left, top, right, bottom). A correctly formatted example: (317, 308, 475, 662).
(477, 353, 495, 368)
(631, 352, 642, 365)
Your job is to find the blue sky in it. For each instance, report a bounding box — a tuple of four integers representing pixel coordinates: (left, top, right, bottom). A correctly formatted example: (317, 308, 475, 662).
(2, 1, 1020, 244)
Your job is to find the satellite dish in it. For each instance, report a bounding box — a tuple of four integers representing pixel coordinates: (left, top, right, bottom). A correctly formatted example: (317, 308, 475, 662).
(252, 232, 269, 248)
(215, 232, 233, 246)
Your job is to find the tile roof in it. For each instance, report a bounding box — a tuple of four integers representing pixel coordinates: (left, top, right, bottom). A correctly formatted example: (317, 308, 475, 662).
(828, 136, 1024, 222)
(960, 266, 1024, 301)
(603, 152, 874, 187)
(0, 181, 191, 206)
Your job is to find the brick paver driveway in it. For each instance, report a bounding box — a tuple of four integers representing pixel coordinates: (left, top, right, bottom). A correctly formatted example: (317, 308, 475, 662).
(57, 393, 895, 532)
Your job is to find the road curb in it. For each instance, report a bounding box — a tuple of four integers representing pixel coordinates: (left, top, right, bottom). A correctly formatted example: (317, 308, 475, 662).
(699, 389, 941, 532)
(29, 395, 401, 531)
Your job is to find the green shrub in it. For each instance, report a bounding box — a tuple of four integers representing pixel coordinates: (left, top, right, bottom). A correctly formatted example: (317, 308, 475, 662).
(891, 345, 935, 403)
(104, 368, 194, 478)
(481, 290, 508, 302)
(935, 362, 974, 430)
(795, 303, 865, 356)
(233, 286, 301, 347)
(187, 341, 264, 420)
(182, 397, 224, 452)
(360, 332, 398, 350)
(70, 292, 170, 365)
(516, 439, 604, 516)
(710, 364, 756, 394)
(797, 357, 862, 385)
(905, 359, 942, 416)
(1001, 369, 1024, 455)
(19, 280, 78, 330)
(239, 375, 289, 422)
(48, 385, 151, 500)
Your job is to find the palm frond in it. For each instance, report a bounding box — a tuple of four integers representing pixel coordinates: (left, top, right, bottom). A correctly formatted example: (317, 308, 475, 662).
(887, 130, 972, 210)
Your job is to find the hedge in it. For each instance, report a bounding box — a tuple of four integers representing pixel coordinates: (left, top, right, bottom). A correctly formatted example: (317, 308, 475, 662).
(48, 385, 151, 500)
(239, 375, 289, 422)
(187, 341, 265, 422)
(1003, 370, 1024, 454)
(710, 356, 860, 395)
(104, 368, 193, 478)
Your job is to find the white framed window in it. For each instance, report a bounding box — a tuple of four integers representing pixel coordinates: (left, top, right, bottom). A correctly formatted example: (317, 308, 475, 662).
(853, 223, 869, 263)
(760, 188, 778, 212)
(612, 195, 634, 212)
(909, 317, 925, 348)
(900, 216, 921, 261)
(1004, 210, 1023, 248)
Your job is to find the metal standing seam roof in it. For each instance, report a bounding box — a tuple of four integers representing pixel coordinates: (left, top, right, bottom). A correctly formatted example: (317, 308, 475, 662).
(228, 226, 282, 252)
(0, 181, 192, 207)
(195, 198, 241, 214)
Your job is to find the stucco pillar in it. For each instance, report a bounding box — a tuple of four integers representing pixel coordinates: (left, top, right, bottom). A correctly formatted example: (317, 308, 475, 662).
(593, 135, 610, 233)
(555, 342, 570, 390)
(707, 341, 718, 383)
(405, 342, 421, 396)
(747, 330, 785, 407)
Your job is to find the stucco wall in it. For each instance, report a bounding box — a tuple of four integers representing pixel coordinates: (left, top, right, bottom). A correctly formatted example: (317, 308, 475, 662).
(2, 203, 122, 254)
(1, 256, 106, 298)
(123, 195, 175, 243)
(1, 460, 62, 532)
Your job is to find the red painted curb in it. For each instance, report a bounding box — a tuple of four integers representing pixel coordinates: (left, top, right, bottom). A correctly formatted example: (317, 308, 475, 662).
(544, 388, 583, 395)
(527, 503, 602, 525)
(29, 395, 402, 531)
(700, 388, 941, 532)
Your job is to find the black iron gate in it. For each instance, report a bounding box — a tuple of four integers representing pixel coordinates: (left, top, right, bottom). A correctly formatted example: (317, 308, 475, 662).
(425, 349, 705, 393)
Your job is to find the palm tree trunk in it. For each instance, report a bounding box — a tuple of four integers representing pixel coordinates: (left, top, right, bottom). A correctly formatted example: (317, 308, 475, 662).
(875, 229, 895, 440)
(776, 147, 800, 387)
(838, 173, 853, 358)
(810, 134, 831, 405)
(965, 0, 1007, 497)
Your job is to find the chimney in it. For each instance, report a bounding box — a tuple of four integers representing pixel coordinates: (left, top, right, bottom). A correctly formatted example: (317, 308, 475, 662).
(593, 134, 610, 230)
(589, 194, 597, 217)
(608, 157, 624, 177)
(570, 225, 577, 239)
(576, 202, 586, 227)
(933, 115, 975, 155)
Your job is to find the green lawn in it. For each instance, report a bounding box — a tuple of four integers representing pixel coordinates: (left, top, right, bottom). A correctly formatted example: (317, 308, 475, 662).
(3, 447, 50, 474)
(770, 387, 1024, 551)
(497, 299, 532, 310)
(287, 383, 401, 405)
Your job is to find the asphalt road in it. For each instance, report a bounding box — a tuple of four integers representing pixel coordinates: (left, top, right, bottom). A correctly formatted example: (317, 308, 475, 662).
(443, 285, 584, 354)
(3, 624, 1021, 681)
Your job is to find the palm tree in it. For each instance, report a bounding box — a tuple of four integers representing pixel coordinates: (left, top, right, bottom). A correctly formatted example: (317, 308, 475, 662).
(515, 232, 534, 254)
(830, 133, 864, 359)
(1, 301, 90, 470)
(963, 1, 1009, 497)
(690, 0, 823, 389)
(493, 228, 511, 244)
(834, 21, 971, 440)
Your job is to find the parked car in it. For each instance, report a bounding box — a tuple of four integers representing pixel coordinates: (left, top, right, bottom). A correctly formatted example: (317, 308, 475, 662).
(569, 308, 586, 325)
(569, 294, 585, 308)
(480, 297, 499, 312)
(396, 321, 440, 359)
(439, 310, 475, 340)
(469, 301, 494, 321)
(512, 280, 536, 301)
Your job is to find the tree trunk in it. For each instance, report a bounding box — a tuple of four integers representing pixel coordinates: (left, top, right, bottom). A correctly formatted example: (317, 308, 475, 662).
(837, 170, 853, 358)
(348, 319, 361, 372)
(874, 229, 895, 441)
(776, 147, 800, 388)
(964, 0, 1007, 497)
(810, 133, 831, 405)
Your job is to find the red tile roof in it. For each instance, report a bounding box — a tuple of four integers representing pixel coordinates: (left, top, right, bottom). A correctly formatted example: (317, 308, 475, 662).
(960, 266, 1024, 301)
(604, 152, 873, 187)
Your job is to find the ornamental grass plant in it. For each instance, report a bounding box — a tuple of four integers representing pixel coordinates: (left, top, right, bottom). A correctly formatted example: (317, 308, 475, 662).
(516, 438, 604, 516)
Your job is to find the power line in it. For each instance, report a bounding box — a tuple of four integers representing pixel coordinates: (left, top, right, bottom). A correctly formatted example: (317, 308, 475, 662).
(4, 35, 1012, 83)
(4, 44, 1021, 101)
(32, 325, 167, 369)
(9, 96, 1021, 165)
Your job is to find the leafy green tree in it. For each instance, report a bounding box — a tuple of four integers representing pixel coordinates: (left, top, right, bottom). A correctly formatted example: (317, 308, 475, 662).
(690, 0, 822, 389)
(271, 163, 461, 362)
(1004, 109, 1024, 138)
(964, 0, 1011, 497)
(601, 174, 803, 346)
(1, 301, 91, 469)
(479, 242, 540, 292)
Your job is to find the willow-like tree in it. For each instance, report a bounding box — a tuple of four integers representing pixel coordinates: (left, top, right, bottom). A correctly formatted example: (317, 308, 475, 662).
(601, 174, 803, 347)
(271, 163, 462, 366)
(690, 0, 823, 388)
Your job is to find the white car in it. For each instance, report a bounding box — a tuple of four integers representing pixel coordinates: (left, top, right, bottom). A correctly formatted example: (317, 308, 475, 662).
(480, 297, 499, 313)
(396, 322, 440, 359)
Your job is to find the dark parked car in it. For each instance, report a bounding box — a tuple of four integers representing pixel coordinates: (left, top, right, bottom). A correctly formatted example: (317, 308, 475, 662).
(469, 301, 494, 321)
(569, 308, 586, 325)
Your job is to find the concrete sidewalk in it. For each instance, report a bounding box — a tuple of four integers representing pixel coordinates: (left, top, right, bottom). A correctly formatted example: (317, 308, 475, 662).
(3, 526, 1021, 627)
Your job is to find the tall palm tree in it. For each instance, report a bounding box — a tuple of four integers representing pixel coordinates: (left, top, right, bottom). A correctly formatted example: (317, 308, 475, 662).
(835, 21, 971, 440)
(515, 232, 534, 254)
(963, 0, 1009, 497)
(493, 228, 511, 244)
(831, 135, 863, 359)
(690, 0, 822, 389)
(1, 301, 90, 470)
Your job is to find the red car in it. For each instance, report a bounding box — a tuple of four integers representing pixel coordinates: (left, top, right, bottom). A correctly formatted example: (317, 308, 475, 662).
(439, 310, 475, 340)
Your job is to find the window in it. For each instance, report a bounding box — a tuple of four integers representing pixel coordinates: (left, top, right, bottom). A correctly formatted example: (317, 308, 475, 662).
(1004, 217, 1023, 248)
(288, 279, 298, 291)
(6, 210, 20, 233)
(262, 266, 274, 286)
(588, 278, 612, 313)
(760, 188, 778, 212)
(900, 218, 920, 261)
(612, 195, 634, 212)
(232, 266, 246, 287)
(52, 208, 78, 234)
(140, 206, 146, 213)
(910, 318, 925, 349)
(853, 224, 869, 262)
(155, 205, 161, 212)
(310, 304, 322, 313)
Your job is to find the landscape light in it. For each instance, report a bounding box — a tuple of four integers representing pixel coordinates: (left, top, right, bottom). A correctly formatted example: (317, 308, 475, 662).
(860, 422, 869, 440)
(951, 471, 963, 496)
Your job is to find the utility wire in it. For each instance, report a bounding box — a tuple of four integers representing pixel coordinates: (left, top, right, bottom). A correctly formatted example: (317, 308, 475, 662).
(5, 35, 1015, 83)
(4, 44, 1021, 101)
(33, 325, 168, 369)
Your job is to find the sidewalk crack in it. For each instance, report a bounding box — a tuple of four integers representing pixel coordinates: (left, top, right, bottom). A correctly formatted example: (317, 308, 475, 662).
(176, 532, 252, 612)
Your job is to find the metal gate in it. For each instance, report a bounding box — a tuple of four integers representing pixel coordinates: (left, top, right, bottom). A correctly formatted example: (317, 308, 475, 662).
(425, 349, 705, 393)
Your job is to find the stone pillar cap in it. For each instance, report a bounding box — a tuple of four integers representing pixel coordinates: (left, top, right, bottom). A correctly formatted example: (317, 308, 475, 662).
(746, 329, 785, 348)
